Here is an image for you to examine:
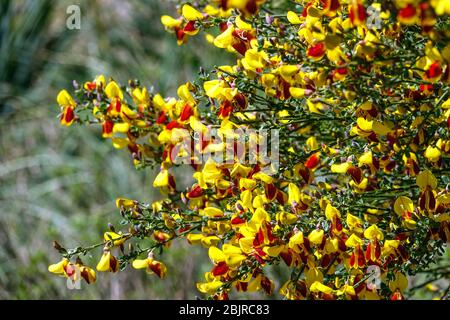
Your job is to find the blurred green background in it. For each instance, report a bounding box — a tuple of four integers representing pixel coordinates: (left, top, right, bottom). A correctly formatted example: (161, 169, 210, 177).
(0, 0, 234, 299)
(0, 0, 447, 300)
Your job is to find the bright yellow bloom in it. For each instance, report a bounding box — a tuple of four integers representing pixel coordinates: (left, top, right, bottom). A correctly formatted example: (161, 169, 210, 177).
(182, 4, 204, 21)
(48, 258, 69, 275)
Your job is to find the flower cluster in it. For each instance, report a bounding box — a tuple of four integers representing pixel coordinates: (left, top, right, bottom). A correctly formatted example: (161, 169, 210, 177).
(50, 0, 449, 300)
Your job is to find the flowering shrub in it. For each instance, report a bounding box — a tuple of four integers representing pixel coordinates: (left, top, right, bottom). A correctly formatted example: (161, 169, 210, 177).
(49, 0, 450, 300)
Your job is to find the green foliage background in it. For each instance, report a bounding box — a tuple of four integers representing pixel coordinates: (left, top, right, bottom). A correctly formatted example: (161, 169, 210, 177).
(0, 0, 447, 299)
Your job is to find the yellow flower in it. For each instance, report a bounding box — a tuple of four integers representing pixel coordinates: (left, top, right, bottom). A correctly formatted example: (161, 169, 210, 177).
(153, 169, 169, 188)
(308, 229, 324, 245)
(310, 281, 334, 294)
(105, 81, 123, 100)
(197, 278, 224, 294)
(331, 162, 351, 173)
(389, 272, 408, 299)
(242, 48, 268, 72)
(432, 0, 450, 15)
(235, 16, 253, 30)
(209, 245, 246, 268)
(57, 90, 76, 126)
(346, 213, 363, 233)
(187, 234, 221, 247)
(96, 251, 119, 272)
(161, 15, 182, 29)
(84, 74, 106, 91)
(394, 196, 414, 216)
(288, 232, 304, 249)
(287, 11, 301, 24)
(416, 170, 437, 190)
(214, 26, 235, 49)
(115, 198, 136, 209)
(132, 257, 167, 278)
(288, 183, 301, 205)
(78, 265, 97, 284)
(345, 234, 363, 248)
(104, 231, 127, 246)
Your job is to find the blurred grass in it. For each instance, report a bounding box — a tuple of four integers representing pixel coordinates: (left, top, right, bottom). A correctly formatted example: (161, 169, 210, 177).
(0, 0, 230, 299)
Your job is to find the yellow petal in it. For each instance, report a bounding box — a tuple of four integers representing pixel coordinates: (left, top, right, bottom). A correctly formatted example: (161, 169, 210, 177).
(48, 258, 69, 274)
(96, 252, 111, 272)
(306, 136, 319, 150)
(287, 11, 301, 24)
(394, 196, 414, 216)
(331, 162, 350, 173)
(372, 121, 391, 136)
(116, 198, 135, 209)
(345, 234, 363, 248)
(214, 26, 235, 49)
(209, 246, 226, 263)
(153, 169, 169, 188)
(105, 81, 123, 100)
(201, 236, 221, 247)
(264, 245, 284, 257)
(325, 204, 340, 220)
(111, 137, 129, 149)
(203, 207, 224, 217)
(358, 151, 373, 166)
(288, 183, 301, 205)
(57, 90, 75, 106)
(132, 259, 149, 269)
(113, 122, 130, 133)
(182, 4, 204, 21)
(230, 163, 251, 178)
(161, 15, 182, 28)
(424, 146, 441, 162)
(252, 207, 271, 224)
(357, 117, 373, 131)
(235, 16, 252, 30)
(177, 84, 195, 103)
(416, 170, 437, 190)
(104, 231, 126, 246)
(187, 233, 203, 245)
(252, 172, 274, 184)
(308, 229, 324, 245)
(197, 280, 223, 294)
(279, 65, 299, 80)
(364, 225, 384, 241)
(239, 178, 257, 190)
(189, 116, 207, 133)
(225, 254, 246, 268)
